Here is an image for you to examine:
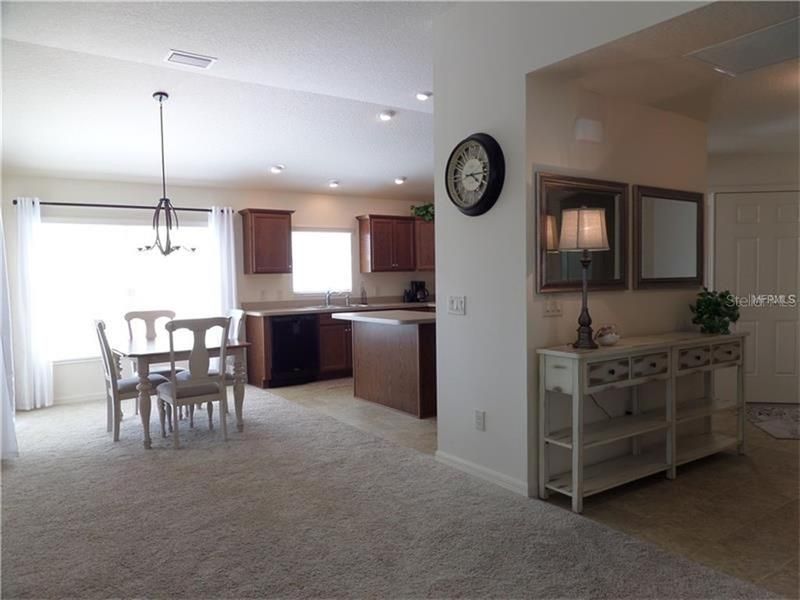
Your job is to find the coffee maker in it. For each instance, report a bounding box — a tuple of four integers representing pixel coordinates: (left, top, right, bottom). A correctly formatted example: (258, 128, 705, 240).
(409, 280, 429, 303)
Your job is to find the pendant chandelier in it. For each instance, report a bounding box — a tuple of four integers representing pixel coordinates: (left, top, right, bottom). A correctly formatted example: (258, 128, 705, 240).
(139, 91, 193, 256)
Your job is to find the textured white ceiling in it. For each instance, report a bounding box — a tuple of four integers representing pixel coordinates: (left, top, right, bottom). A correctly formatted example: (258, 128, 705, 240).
(2, 2, 447, 199)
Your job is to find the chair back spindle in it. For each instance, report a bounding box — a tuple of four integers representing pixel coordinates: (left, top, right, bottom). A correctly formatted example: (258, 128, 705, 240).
(165, 317, 230, 391)
(94, 320, 119, 395)
(124, 310, 176, 341)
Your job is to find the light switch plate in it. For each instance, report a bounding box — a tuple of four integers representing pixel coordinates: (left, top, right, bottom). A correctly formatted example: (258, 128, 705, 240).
(448, 295, 466, 315)
(543, 299, 562, 317)
(474, 410, 486, 431)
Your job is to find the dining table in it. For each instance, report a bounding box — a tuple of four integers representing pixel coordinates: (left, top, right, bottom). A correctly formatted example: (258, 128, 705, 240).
(111, 331, 249, 449)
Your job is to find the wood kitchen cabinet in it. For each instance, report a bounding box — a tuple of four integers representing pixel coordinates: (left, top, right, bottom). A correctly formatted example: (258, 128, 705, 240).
(239, 209, 294, 274)
(358, 215, 416, 272)
(318, 313, 352, 377)
(414, 218, 435, 271)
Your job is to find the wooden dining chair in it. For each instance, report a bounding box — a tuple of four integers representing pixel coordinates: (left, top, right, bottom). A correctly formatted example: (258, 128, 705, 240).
(124, 310, 186, 415)
(95, 320, 168, 441)
(156, 317, 231, 448)
(204, 309, 245, 415)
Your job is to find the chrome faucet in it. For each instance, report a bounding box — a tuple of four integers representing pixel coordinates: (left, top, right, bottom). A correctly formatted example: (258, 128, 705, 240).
(325, 290, 335, 306)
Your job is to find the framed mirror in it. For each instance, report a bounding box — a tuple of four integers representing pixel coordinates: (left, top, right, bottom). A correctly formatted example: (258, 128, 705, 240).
(537, 173, 628, 293)
(633, 186, 703, 289)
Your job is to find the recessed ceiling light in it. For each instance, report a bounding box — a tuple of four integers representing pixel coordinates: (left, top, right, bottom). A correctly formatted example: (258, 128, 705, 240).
(378, 110, 396, 122)
(270, 164, 285, 174)
(394, 177, 407, 185)
(415, 91, 433, 102)
(164, 49, 217, 70)
(328, 179, 340, 188)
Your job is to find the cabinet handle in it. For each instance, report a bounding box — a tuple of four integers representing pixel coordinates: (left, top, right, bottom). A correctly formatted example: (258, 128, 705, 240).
(552, 364, 567, 370)
(694, 355, 702, 361)
(649, 362, 657, 368)
(553, 386, 562, 392)
(608, 369, 616, 375)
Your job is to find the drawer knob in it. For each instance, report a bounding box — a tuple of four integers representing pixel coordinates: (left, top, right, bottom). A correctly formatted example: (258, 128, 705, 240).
(608, 369, 616, 375)
(649, 362, 657, 368)
(694, 355, 702, 361)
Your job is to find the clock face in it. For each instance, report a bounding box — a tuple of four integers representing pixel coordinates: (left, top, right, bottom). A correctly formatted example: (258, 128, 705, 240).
(445, 133, 505, 216)
(447, 140, 489, 207)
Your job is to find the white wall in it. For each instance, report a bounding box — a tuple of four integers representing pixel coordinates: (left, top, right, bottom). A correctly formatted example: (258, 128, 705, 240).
(2, 174, 434, 404)
(708, 152, 799, 189)
(433, 2, 698, 494)
(526, 79, 708, 479)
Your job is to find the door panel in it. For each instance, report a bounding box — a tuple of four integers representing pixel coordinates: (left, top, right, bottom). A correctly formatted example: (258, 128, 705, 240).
(253, 213, 292, 273)
(370, 219, 395, 271)
(319, 324, 350, 373)
(415, 218, 435, 271)
(716, 190, 799, 403)
(393, 219, 416, 271)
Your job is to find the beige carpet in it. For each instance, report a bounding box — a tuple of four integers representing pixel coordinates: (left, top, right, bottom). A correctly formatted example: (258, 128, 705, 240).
(2, 388, 773, 599)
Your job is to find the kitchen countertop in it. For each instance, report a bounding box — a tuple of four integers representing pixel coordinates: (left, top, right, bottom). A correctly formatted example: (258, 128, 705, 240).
(332, 310, 436, 326)
(245, 302, 434, 318)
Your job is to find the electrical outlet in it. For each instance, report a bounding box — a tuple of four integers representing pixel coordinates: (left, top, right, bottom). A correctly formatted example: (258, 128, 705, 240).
(448, 295, 466, 315)
(474, 410, 486, 431)
(543, 299, 562, 317)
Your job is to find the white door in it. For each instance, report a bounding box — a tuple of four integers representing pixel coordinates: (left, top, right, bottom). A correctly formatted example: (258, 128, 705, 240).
(715, 190, 799, 404)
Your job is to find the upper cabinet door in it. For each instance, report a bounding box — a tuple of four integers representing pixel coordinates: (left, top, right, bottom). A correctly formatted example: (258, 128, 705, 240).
(392, 219, 416, 271)
(240, 209, 294, 274)
(370, 218, 396, 271)
(414, 218, 435, 271)
(359, 215, 417, 272)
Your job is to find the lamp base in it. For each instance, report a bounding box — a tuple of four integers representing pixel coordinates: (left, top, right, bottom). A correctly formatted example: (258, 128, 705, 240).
(572, 325, 598, 350)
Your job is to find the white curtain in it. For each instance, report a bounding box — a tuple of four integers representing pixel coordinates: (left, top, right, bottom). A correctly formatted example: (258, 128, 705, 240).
(1, 208, 19, 458)
(14, 198, 53, 410)
(208, 206, 239, 325)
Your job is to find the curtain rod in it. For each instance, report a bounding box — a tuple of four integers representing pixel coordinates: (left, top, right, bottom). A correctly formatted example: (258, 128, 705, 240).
(11, 199, 213, 213)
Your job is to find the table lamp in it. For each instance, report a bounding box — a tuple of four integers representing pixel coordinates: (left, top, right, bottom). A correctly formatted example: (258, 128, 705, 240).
(558, 207, 609, 349)
(545, 214, 559, 253)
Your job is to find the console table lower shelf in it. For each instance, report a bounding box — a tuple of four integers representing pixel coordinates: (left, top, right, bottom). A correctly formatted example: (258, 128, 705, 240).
(537, 331, 747, 513)
(545, 432, 738, 499)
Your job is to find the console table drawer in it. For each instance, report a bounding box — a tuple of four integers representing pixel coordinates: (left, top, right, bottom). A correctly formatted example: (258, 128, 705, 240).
(678, 346, 711, 370)
(713, 342, 741, 364)
(587, 359, 629, 387)
(544, 356, 573, 394)
(632, 352, 669, 378)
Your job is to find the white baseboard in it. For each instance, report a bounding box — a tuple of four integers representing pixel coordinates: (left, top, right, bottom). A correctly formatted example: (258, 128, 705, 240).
(54, 393, 106, 405)
(435, 450, 529, 496)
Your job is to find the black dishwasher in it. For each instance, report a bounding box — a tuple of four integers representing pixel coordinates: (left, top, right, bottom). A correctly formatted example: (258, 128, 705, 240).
(269, 314, 320, 387)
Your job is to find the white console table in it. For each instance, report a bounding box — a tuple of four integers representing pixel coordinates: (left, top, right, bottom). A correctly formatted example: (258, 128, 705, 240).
(537, 331, 746, 513)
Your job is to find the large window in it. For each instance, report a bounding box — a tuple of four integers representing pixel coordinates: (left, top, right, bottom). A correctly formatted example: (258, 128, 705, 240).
(38, 221, 217, 360)
(291, 230, 352, 294)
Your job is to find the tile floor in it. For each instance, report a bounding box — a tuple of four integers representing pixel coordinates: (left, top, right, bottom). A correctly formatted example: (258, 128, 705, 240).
(272, 380, 798, 599)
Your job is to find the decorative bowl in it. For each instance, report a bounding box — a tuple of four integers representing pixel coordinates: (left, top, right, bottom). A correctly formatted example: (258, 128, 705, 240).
(595, 325, 620, 346)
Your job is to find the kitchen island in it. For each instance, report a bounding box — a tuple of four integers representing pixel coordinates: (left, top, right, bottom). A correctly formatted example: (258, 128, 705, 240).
(333, 310, 436, 418)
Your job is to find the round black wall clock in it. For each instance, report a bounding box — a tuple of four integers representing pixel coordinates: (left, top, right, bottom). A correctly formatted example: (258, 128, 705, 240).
(445, 132, 505, 216)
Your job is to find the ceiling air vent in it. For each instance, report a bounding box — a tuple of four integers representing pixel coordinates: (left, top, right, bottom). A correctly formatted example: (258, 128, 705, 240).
(164, 49, 217, 70)
(686, 17, 799, 76)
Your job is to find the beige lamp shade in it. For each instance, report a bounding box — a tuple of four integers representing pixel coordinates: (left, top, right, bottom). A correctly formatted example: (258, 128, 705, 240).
(545, 214, 559, 252)
(558, 207, 609, 251)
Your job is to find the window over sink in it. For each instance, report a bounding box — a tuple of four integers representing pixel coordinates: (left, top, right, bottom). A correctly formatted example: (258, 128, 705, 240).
(291, 230, 352, 294)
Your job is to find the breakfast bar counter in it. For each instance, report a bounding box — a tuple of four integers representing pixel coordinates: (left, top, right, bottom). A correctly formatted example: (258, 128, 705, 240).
(333, 310, 436, 418)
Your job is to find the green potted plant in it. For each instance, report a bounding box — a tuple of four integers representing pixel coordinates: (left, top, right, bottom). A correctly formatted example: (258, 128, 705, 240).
(689, 288, 740, 334)
(411, 203, 434, 222)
